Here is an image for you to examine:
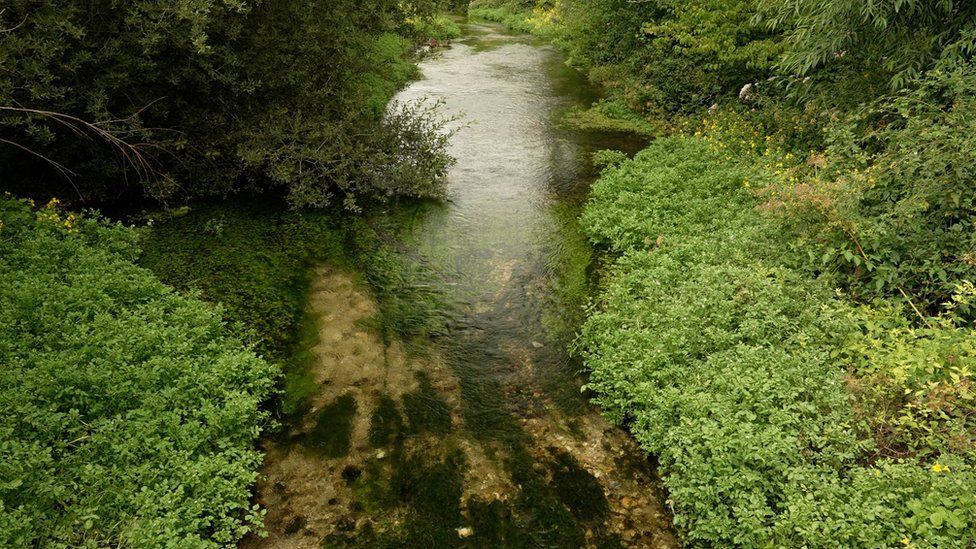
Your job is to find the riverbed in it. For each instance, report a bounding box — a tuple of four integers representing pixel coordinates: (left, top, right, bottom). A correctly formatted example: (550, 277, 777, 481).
(246, 19, 676, 548)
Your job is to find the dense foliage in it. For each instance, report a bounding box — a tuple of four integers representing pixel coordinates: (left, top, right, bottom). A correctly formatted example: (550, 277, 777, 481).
(472, 0, 782, 117)
(580, 138, 976, 546)
(5, 0, 976, 545)
(757, 0, 976, 91)
(476, 0, 976, 312)
(0, 196, 276, 546)
(0, 0, 456, 209)
(763, 65, 976, 316)
(470, 2, 976, 543)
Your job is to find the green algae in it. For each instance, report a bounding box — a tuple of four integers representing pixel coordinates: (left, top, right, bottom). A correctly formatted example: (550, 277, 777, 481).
(308, 393, 358, 457)
(369, 393, 405, 447)
(402, 371, 453, 435)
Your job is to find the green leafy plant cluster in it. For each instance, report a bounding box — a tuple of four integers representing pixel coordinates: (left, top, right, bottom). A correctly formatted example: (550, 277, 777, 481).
(756, 0, 976, 93)
(553, 0, 976, 319)
(0, 196, 276, 546)
(759, 64, 976, 317)
(468, 2, 541, 34)
(0, 0, 456, 209)
(578, 137, 976, 546)
(559, 99, 663, 136)
(832, 298, 976, 461)
(406, 14, 464, 42)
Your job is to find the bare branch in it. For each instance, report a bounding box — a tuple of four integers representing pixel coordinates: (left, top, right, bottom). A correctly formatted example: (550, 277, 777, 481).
(0, 105, 161, 194)
(0, 9, 28, 33)
(0, 138, 83, 198)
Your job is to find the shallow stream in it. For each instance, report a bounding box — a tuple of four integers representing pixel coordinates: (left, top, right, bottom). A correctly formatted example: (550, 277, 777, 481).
(247, 20, 676, 548)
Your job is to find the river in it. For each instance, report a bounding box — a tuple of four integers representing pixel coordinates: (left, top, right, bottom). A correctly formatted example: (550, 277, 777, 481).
(247, 19, 676, 548)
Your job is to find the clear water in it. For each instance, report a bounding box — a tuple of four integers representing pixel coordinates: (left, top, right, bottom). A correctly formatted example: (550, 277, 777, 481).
(250, 20, 676, 548)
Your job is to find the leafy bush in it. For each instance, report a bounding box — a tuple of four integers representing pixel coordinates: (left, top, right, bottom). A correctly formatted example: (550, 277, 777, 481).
(579, 137, 976, 546)
(0, 197, 276, 546)
(760, 64, 976, 316)
(757, 0, 976, 92)
(560, 99, 663, 136)
(468, 1, 546, 34)
(831, 296, 976, 461)
(407, 15, 464, 42)
(0, 0, 454, 209)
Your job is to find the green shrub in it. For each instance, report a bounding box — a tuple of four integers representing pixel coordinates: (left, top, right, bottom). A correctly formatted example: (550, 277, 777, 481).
(473, 0, 781, 116)
(469, 3, 539, 34)
(560, 99, 663, 136)
(348, 33, 421, 118)
(0, 0, 453, 209)
(830, 297, 976, 461)
(579, 137, 976, 546)
(0, 197, 276, 546)
(407, 15, 463, 42)
(761, 64, 976, 317)
(757, 0, 976, 92)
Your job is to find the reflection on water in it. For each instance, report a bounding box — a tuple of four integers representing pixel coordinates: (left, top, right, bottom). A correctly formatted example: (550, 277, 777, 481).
(248, 20, 676, 548)
(395, 23, 636, 303)
(387, 20, 645, 431)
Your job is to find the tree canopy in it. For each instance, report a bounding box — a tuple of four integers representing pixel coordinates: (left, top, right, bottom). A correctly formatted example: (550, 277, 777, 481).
(0, 0, 454, 209)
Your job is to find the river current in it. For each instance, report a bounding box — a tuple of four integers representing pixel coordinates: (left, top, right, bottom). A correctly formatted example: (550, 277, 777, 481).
(247, 20, 676, 548)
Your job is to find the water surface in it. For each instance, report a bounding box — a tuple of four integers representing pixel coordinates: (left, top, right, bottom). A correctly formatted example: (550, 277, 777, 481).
(249, 20, 675, 548)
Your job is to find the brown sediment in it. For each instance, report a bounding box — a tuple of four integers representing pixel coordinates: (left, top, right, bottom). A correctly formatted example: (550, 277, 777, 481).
(520, 413, 678, 548)
(500, 342, 678, 548)
(243, 266, 516, 547)
(245, 265, 677, 548)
